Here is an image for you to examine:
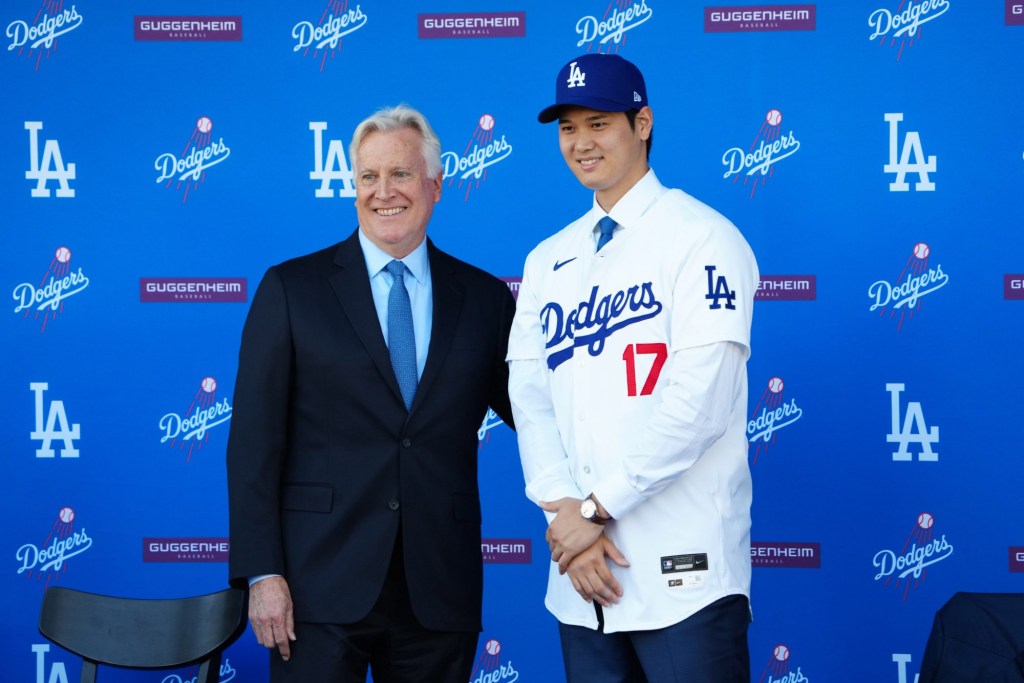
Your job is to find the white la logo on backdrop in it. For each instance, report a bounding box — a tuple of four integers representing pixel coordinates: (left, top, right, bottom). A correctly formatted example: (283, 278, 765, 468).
(32, 644, 70, 683)
(884, 113, 935, 191)
(30, 382, 80, 458)
(25, 122, 75, 197)
(309, 122, 356, 198)
(886, 383, 938, 461)
(892, 654, 920, 683)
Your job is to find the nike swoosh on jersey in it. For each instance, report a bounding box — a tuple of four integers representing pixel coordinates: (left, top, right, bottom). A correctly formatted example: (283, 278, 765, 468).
(553, 257, 577, 271)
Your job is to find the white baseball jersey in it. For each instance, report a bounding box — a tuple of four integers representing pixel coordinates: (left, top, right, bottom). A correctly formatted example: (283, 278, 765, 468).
(507, 169, 758, 633)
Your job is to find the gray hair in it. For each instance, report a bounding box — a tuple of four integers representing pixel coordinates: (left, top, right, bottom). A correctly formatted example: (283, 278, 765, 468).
(349, 105, 442, 179)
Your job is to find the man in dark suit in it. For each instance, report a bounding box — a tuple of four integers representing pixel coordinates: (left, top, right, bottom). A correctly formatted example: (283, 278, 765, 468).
(226, 105, 515, 683)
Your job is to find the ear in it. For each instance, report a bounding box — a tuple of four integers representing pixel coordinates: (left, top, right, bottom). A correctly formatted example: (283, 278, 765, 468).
(432, 173, 442, 202)
(636, 106, 653, 141)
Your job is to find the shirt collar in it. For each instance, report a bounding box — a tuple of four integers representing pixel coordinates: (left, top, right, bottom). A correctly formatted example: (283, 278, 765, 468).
(358, 230, 430, 286)
(586, 168, 666, 235)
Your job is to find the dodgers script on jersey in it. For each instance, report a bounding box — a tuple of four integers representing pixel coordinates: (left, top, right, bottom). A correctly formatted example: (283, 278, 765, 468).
(508, 170, 758, 633)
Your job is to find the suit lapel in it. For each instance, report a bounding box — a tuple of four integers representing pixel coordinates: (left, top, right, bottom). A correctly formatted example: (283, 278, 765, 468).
(328, 231, 406, 407)
(413, 241, 463, 413)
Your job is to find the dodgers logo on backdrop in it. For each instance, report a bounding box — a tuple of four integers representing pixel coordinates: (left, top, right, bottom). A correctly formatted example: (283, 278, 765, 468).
(868, 0, 949, 60)
(310, 122, 356, 198)
(32, 644, 72, 683)
(161, 660, 238, 683)
(154, 117, 231, 203)
(442, 114, 513, 202)
(757, 643, 811, 683)
(16, 506, 92, 587)
(886, 383, 939, 462)
(747, 376, 803, 464)
(30, 382, 80, 458)
(541, 282, 663, 371)
(893, 653, 921, 683)
(12, 246, 89, 332)
(158, 376, 232, 462)
(469, 638, 520, 683)
(25, 121, 75, 198)
(704, 4, 817, 32)
(477, 408, 505, 447)
(722, 109, 800, 198)
(868, 242, 948, 331)
(6, 4, 83, 70)
(885, 113, 936, 191)
(292, 2, 368, 71)
(576, 0, 653, 53)
(873, 512, 953, 601)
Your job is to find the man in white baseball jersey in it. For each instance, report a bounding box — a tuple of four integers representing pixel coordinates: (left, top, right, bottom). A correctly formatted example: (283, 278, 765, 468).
(507, 53, 758, 681)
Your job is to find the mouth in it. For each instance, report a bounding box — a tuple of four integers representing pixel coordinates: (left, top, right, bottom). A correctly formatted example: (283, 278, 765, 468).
(375, 207, 406, 216)
(577, 157, 601, 171)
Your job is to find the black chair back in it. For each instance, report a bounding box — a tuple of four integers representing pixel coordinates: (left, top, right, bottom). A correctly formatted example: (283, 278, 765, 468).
(38, 586, 247, 683)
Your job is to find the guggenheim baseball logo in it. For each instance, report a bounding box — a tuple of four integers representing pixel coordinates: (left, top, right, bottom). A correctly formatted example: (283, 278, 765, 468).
(292, 2, 368, 71)
(576, 0, 653, 53)
(704, 4, 816, 32)
(144, 538, 229, 562)
(443, 114, 513, 202)
(16, 507, 92, 587)
(418, 12, 525, 39)
(1005, 275, 1024, 299)
(751, 542, 820, 569)
(140, 277, 247, 303)
(723, 109, 800, 198)
(869, 0, 949, 60)
(1010, 547, 1024, 572)
(159, 376, 232, 462)
(756, 275, 815, 301)
(6, 4, 82, 70)
(1010, 1, 1024, 25)
(155, 117, 231, 202)
(12, 246, 89, 332)
(134, 16, 242, 41)
(873, 512, 953, 601)
(481, 539, 531, 564)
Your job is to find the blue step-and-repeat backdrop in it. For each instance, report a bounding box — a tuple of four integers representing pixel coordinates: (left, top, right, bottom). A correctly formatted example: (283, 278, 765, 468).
(3, 1, 1022, 681)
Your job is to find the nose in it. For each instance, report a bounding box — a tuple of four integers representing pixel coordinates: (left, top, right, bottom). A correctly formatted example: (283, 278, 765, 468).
(375, 176, 393, 199)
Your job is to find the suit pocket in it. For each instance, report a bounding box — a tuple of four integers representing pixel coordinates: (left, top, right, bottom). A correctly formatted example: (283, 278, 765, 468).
(281, 483, 333, 513)
(453, 494, 481, 523)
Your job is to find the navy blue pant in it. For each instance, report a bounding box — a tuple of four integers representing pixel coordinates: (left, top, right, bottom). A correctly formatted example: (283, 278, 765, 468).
(558, 594, 751, 683)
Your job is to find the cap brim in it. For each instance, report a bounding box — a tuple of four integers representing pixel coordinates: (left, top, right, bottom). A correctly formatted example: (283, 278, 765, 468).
(537, 96, 638, 124)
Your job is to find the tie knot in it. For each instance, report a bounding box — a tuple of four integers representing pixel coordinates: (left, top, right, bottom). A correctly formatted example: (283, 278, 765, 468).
(598, 216, 617, 237)
(386, 260, 406, 281)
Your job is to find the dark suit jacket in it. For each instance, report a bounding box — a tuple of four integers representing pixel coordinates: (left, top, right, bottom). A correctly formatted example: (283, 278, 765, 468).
(227, 230, 515, 632)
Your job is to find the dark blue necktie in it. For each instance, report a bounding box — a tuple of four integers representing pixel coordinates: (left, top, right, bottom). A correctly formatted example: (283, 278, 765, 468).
(386, 260, 417, 410)
(597, 216, 617, 252)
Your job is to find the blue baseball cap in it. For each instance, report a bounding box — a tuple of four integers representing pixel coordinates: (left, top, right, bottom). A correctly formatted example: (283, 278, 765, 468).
(537, 53, 648, 123)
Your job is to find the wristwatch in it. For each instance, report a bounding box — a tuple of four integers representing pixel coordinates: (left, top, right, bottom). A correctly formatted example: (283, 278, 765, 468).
(580, 496, 604, 524)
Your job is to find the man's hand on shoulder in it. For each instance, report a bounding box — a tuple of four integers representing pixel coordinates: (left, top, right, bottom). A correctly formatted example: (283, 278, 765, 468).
(249, 575, 297, 661)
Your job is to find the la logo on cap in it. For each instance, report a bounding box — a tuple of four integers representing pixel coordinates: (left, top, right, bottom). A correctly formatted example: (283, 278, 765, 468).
(566, 61, 586, 88)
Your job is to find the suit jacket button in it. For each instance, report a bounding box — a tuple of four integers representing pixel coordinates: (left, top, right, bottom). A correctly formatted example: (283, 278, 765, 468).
(402, 438, 412, 447)
(388, 500, 400, 511)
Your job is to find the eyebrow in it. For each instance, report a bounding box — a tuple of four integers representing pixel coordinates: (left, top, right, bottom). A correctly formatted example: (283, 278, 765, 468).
(558, 113, 610, 124)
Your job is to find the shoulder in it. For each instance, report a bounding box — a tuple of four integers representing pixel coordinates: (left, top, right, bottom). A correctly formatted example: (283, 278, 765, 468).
(429, 242, 512, 299)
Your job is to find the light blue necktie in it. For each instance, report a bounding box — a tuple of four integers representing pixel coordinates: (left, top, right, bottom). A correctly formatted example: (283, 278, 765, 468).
(597, 216, 617, 252)
(386, 260, 417, 410)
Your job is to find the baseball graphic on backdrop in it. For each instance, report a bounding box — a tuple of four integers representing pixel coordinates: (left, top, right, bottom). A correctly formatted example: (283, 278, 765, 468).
(774, 644, 790, 661)
(197, 116, 213, 133)
(485, 639, 501, 656)
(913, 242, 930, 259)
(479, 113, 495, 131)
(768, 377, 784, 394)
(55, 246, 71, 263)
(58, 506, 75, 523)
(201, 376, 217, 393)
(766, 109, 783, 126)
(918, 512, 934, 529)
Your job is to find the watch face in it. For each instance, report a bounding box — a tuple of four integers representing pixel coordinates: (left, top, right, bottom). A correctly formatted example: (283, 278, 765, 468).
(580, 498, 598, 520)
